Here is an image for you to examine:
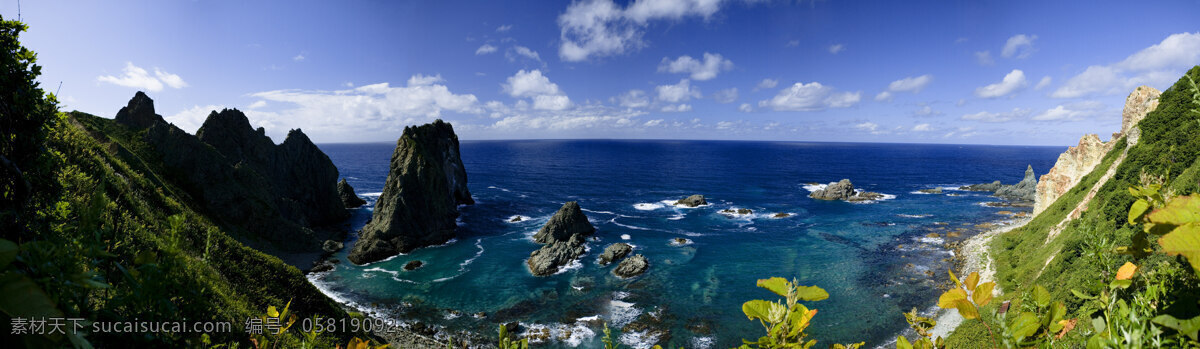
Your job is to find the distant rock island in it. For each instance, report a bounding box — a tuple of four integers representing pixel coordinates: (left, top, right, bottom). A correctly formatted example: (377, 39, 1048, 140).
(527, 201, 595, 276)
(960, 165, 1039, 205)
(338, 178, 367, 208)
(349, 120, 474, 265)
(674, 194, 708, 207)
(809, 179, 885, 202)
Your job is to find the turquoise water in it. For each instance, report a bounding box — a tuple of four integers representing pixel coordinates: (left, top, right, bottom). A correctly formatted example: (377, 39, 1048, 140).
(311, 140, 1062, 348)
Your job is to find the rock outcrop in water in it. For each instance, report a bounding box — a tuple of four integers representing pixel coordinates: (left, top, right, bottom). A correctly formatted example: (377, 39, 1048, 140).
(961, 181, 1003, 192)
(809, 179, 885, 202)
(349, 120, 474, 265)
(674, 195, 708, 207)
(338, 178, 367, 208)
(114, 92, 349, 268)
(1032, 86, 1160, 215)
(613, 254, 649, 278)
(994, 165, 1038, 203)
(527, 201, 596, 276)
(598, 243, 632, 265)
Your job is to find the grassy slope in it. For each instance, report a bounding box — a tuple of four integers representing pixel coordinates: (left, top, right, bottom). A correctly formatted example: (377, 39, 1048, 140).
(18, 111, 353, 346)
(947, 66, 1200, 344)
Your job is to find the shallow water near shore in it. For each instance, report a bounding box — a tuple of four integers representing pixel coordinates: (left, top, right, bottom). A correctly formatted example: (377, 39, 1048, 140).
(312, 140, 1060, 348)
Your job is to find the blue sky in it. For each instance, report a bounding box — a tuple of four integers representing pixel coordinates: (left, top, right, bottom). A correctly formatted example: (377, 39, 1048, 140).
(5, 0, 1200, 145)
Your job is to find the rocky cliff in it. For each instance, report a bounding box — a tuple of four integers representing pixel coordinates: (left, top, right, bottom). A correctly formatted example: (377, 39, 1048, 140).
(1033, 86, 1160, 214)
(339, 178, 367, 208)
(994, 165, 1038, 203)
(348, 120, 473, 264)
(117, 92, 348, 268)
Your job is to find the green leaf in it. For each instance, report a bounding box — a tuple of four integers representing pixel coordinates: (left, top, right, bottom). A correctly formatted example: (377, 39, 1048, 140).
(1091, 316, 1106, 334)
(0, 272, 63, 319)
(1129, 199, 1150, 225)
(0, 238, 17, 270)
(756, 277, 791, 298)
(742, 300, 787, 324)
(1109, 279, 1133, 289)
(1009, 312, 1041, 342)
(1071, 289, 1097, 300)
(1151, 314, 1200, 341)
(965, 272, 980, 293)
(895, 336, 912, 349)
(954, 300, 979, 320)
(795, 285, 829, 301)
(1033, 285, 1051, 308)
(1159, 224, 1200, 274)
(1049, 302, 1067, 323)
(1147, 195, 1200, 226)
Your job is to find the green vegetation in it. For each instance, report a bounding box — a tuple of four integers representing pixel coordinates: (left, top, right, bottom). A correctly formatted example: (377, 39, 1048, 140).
(0, 16, 366, 348)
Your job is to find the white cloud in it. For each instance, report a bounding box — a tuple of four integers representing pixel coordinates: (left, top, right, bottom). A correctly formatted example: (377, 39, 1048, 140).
(855, 121, 887, 134)
(655, 79, 701, 103)
(1031, 101, 1106, 121)
(828, 44, 845, 54)
(913, 105, 940, 116)
(408, 74, 445, 86)
(497, 24, 513, 32)
(476, 44, 498, 55)
(644, 119, 664, 126)
(557, 0, 731, 61)
(485, 104, 647, 133)
(1001, 34, 1037, 59)
(1034, 76, 1052, 90)
(504, 70, 562, 97)
(98, 62, 188, 92)
(712, 88, 738, 103)
(887, 74, 933, 93)
(756, 78, 779, 90)
(874, 91, 893, 102)
(758, 81, 861, 111)
(943, 126, 978, 138)
(974, 69, 1027, 98)
(657, 52, 733, 80)
(247, 100, 267, 109)
(503, 70, 571, 110)
(738, 103, 752, 112)
(508, 46, 542, 62)
(533, 95, 572, 111)
(1053, 32, 1200, 98)
(960, 108, 1029, 123)
(975, 51, 994, 66)
(615, 89, 650, 108)
(661, 103, 692, 112)
(292, 54, 306, 62)
(912, 123, 932, 132)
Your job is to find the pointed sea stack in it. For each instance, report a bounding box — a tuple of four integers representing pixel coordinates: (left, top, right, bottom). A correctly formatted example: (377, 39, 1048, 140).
(114, 91, 163, 129)
(994, 165, 1037, 203)
(348, 120, 473, 264)
(338, 178, 367, 208)
(527, 201, 596, 276)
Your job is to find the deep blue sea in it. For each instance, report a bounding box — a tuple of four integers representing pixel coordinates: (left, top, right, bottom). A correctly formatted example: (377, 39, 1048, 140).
(310, 140, 1062, 348)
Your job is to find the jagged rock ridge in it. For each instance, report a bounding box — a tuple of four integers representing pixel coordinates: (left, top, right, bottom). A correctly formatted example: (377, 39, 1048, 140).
(348, 120, 473, 264)
(114, 92, 349, 268)
(527, 201, 596, 276)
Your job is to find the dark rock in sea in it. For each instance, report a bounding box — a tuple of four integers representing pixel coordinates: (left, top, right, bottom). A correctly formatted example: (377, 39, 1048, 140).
(918, 188, 943, 194)
(674, 194, 708, 207)
(671, 237, 692, 245)
(994, 165, 1038, 203)
(123, 93, 348, 268)
(321, 240, 343, 253)
(114, 91, 162, 129)
(598, 243, 633, 265)
(772, 213, 792, 218)
(338, 178, 367, 208)
(310, 259, 336, 273)
(349, 120, 473, 265)
(533, 201, 596, 244)
(719, 208, 753, 215)
(961, 181, 1003, 192)
(527, 202, 596, 276)
(613, 254, 649, 278)
(403, 260, 424, 271)
(846, 191, 886, 202)
(810, 179, 856, 200)
(509, 216, 524, 222)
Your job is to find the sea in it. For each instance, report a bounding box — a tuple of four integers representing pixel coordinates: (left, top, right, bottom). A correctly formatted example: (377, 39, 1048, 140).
(309, 140, 1062, 348)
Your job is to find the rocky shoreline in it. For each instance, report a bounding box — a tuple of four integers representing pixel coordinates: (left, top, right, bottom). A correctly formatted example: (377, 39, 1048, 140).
(928, 217, 1031, 339)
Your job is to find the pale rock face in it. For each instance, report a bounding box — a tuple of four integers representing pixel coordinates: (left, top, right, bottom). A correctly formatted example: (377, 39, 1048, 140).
(1034, 134, 1111, 214)
(1033, 86, 1161, 215)
(1121, 86, 1161, 138)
